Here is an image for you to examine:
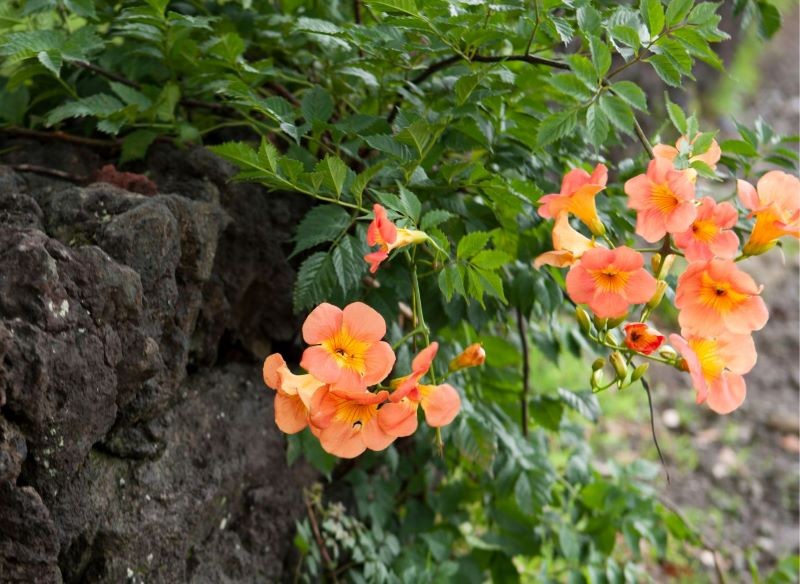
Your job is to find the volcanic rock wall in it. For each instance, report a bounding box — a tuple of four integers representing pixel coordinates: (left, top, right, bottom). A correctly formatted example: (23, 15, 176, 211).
(0, 142, 313, 583)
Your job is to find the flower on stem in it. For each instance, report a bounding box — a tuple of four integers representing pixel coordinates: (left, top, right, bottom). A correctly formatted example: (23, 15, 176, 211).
(309, 387, 393, 458)
(624, 157, 697, 243)
(566, 247, 658, 319)
(533, 213, 599, 269)
(537, 164, 608, 236)
(675, 259, 768, 336)
(449, 342, 486, 371)
(737, 171, 800, 256)
(263, 353, 326, 434)
(673, 197, 739, 261)
(624, 323, 665, 355)
(669, 333, 757, 414)
(653, 134, 722, 175)
(300, 302, 396, 392)
(364, 203, 428, 273)
(379, 342, 461, 437)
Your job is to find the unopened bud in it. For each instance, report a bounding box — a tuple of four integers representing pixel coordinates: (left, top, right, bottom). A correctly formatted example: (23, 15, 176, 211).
(604, 331, 618, 346)
(631, 363, 649, 382)
(449, 343, 486, 371)
(659, 347, 678, 360)
(650, 253, 662, 273)
(590, 368, 604, 390)
(592, 358, 605, 371)
(646, 280, 669, 309)
(676, 358, 690, 372)
(607, 315, 627, 329)
(576, 306, 592, 334)
(651, 253, 675, 277)
(593, 315, 608, 330)
(610, 351, 628, 380)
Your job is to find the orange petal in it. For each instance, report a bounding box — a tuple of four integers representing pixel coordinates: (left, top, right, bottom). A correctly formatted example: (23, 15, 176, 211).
(263, 353, 286, 390)
(361, 341, 396, 387)
(420, 384, 461, 427)
(300, 345, 344, 385)
(302, 303, 343, 344)
(706, 373, 746, 415)
(274, 393, 308, 434)
(342, 301, 387, 343)
(319, 421, 367, 458)
(378, 400, 419, 437)
(361, 418, 396, 451)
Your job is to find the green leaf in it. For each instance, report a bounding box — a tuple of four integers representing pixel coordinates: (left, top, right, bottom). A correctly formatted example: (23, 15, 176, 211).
(470, 249, 512, 270)
(586, 103, 609, 144)
(364, 134, 413, 160)
(398, 185, 421, 222)
(557, 388, 601, 422)
(293, 251, 335, 311)
(291, 205, 352, 256)
(559, 526, 581, 562)
(568, 54, 598, 88)
(612, 81, 648, 111)
(457, 231, 491, 260)
(577, 5, 602, 35)
(610, 25, 641, 50)
(36, 50, 61, 75)
(120, 129, 158, 164)
(599, 94, 634, 135)
(64, 0, 97, 18)
(396, 119, 431, 156)
(454, 74, 481, 105)
(648, 54, 681, 86)
(720, 139, 758, 157)
(531, 397, 563, 431)
(536, 110, 578, 147)
(45, 93, 124, 125)
(640, 0, 665, 37)
(350, 163, 383, 206)
(301, 86, 334, 124)
(665, 0, 693, 26)
(332, 235, 365, 294)
(315, 155, 348, 197)
(691, 131, 717, 155)
(550, 73, 593, 101)
(757, 1, 781, 39)
(514, 473, 534, 516)
(438, 264, 464, 301)
(664, 93, 687, 133)
(588, 35, 611, 77)
(365, 0, 418, 16)
(421, 209, 455, 230)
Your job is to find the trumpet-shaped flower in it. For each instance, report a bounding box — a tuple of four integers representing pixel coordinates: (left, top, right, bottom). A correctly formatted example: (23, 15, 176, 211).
(673, 197, 739, 261)
(300, 302, 395, 392)
(379, 343, 461, 437)
(669, 333, 757, 414)
(624, 157, 697, 242)
(263, 353, 326, 434)
(675, 260, 768, 336)
(310, 387, 394, 458)
(448, 342, 486, 371)
(653, 134, 722, 173)
(623, 323, 664, 355)
(534, 213, 599, 269)
(537, 164, 608, 235)
(566, 247, 657, 318)
(737, 171, 800, 256)
(364, 204, 428, 273)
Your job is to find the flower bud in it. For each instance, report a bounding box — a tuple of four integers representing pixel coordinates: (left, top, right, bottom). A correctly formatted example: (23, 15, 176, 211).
(676, 358, 690, 372)
(610, 351, 628, 380)
(659, 347, 678, 360)
(575, 306, 592, 334)
(593, 315, 608, 330)
(606, 314, 627, 329)
(449, 343, 485, 371)
(590, 368, 605, 391)
(631, 362, 649, 382)
(623, 323, 664, 355)
(591, 358, 605, 371)
(604, 331, 618, 346)
(650, 253, 662, 274)
(646, 280, 669, 309)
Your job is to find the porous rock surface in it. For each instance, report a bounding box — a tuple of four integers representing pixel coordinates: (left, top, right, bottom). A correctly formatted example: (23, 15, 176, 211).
(0, 142, 313, 583)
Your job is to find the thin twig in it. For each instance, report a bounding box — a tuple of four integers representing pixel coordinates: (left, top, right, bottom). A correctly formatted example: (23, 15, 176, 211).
(640, 376, 670, 484)
(353, 0, 362, 24)
(633, 115, 655, 159)
(524, 0, 541, 56)
(304, 497, 339, 583)
(516, 306, 530, 438)
(387, 52, 568, 123)
(2, 126, 121, 149)
(9, 164, 87, 183)
(658, 496, 728, 584)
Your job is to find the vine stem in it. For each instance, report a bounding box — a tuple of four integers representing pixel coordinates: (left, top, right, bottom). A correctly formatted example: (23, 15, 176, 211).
(641, 376, 670, 485)
(516, 306, 530, 438)
(304, 496, 339, 583)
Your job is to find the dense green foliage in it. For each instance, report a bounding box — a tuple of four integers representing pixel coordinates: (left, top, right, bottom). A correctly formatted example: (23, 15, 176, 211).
(2, 0, 798, 582)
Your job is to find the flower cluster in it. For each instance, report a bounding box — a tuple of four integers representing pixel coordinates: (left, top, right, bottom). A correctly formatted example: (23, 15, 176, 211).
(263, 302, 468, 458)
(536, 136, 799, 414)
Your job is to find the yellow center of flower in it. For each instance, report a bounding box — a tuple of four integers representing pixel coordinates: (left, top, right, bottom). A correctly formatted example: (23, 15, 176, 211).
(689, 338, 724, 381)
(322, 327, 370, 375)
(651, 183, 679, 214)
(691, 219, 719, 242)
(745, 209, 787, 254)
(698, 272, 750, 314)
(589, 266, 630, 293)
(332, 398, 377, 430)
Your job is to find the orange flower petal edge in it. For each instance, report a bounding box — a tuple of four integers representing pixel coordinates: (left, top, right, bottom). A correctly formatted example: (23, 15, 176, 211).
(624, 323, 665, 355)
(537, 163, 608, 236)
